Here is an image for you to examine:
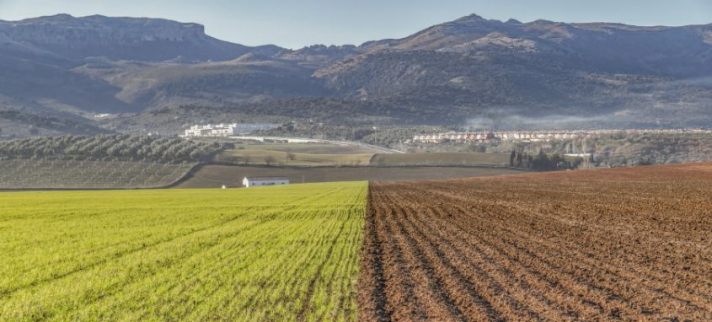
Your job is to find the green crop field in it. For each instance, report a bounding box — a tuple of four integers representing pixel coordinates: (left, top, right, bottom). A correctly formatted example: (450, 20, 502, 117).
(217, 148, 373, 167)
(0, 182, 367, 321)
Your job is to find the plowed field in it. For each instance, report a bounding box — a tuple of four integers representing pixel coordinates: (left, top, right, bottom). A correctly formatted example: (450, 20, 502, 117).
(361, 163, 712, 321)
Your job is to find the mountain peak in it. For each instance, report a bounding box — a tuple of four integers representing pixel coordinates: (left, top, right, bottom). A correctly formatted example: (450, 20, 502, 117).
(446, 13, 504, 29)
(456, 13, 485, 21)
(451, 13, 499, 25)
(19, 13, 78, 24)
(46, 13, 74, 19)
(530, 19, 558, 25)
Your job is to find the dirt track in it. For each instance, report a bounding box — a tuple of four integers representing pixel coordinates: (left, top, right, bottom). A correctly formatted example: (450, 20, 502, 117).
(361, 163, 712, 321)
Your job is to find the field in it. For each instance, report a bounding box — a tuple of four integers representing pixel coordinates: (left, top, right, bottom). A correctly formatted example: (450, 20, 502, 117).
(6, 158, 712, 321)
(217, 143, 374, 167)
(361, 163, 712, 321)
(219, 144, 512, 168)
(231, 143, 375, 155)
(0, 160, 195, 189)
(0, 182, 367, 321)
(175, 165, 522, 189)
(370, 152, 510, 167)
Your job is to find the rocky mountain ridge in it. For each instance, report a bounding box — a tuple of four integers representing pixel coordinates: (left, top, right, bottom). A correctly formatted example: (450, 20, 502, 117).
(1, 13, 711, 137)
(0, 14, 285, 62)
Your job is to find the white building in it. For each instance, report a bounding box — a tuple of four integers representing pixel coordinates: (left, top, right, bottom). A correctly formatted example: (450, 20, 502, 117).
(184, 123, 277, 137)
(184, 124, 228, 137)
(242, 177, 290, 188)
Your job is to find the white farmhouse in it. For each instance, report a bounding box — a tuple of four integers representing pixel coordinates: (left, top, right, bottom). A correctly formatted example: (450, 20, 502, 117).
(184, 123, 278, 137)
(242, 177, 290, 188)
(184, 123, 237, 137)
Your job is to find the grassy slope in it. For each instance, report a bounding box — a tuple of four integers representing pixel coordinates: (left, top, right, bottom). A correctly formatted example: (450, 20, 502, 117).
(0, 182, 367, 321)
(219, 143, 512, 168)
(220, 149, 373, 167)
(217, 143, 374, 167)
(176, 165, 522, 189)
(234, 143, 374, 154)
(370, 152, 510, 167)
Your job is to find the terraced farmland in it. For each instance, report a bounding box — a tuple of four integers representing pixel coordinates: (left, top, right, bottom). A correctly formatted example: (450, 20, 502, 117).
(362, 163, 712, 321)
(0, 182, 367, 321)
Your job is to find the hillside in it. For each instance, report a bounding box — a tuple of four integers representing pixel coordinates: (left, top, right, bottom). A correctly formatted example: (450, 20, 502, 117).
(1, 14, 712, 136)
(0, 135, 225, 189)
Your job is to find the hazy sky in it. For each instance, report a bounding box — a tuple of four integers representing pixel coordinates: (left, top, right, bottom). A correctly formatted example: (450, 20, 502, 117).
(0, 0, 710, 49)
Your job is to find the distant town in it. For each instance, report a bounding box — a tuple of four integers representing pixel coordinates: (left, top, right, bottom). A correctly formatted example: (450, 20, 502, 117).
(412, 128, 712, 143)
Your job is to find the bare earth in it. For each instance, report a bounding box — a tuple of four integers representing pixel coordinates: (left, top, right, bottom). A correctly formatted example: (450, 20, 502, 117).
(361, 163, 712, 321)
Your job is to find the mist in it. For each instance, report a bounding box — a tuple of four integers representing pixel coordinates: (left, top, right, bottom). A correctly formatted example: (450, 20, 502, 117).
(466, 112, 643, 131)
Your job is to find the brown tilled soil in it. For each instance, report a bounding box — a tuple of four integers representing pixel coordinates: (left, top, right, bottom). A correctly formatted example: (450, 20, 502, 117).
(361, 163, 712, 321)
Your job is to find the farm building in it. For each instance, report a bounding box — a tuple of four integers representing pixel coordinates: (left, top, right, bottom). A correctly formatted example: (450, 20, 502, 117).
(242, 177, 290, 188)
(184, 123, 277, 137)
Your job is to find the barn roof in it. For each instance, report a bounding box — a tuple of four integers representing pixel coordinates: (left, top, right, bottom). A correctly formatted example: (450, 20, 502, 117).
(244, 177, 289, 181)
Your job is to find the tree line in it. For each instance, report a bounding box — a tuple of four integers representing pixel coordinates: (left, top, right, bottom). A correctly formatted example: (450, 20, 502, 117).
(0, 135, 226, 163)
(510, 149, 585, 171)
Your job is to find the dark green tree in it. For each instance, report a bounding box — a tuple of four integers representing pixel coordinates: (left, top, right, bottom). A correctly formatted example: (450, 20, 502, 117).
(509, 150, 516, 167)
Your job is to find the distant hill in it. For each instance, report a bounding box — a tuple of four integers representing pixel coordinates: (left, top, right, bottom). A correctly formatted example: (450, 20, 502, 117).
(1, 13, 711, 136)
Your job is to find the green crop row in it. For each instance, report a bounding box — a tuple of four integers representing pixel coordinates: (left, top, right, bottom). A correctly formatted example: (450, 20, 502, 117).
(0, 182, 367, 321)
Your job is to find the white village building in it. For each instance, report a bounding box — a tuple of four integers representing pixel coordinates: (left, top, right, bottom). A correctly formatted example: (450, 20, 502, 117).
(242, 177, 290, 188)
(184, 123, 277, 137)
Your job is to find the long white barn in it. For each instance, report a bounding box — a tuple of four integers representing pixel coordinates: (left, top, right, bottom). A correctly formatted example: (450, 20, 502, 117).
(242, 177, 290, 188)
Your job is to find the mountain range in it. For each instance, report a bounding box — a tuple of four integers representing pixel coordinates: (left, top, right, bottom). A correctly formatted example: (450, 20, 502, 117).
(1, 13, 711, 136)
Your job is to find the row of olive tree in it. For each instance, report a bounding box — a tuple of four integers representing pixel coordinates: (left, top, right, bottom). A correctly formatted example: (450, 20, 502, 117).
(0, 135, 226, 163)
(510, 150, 582, 171)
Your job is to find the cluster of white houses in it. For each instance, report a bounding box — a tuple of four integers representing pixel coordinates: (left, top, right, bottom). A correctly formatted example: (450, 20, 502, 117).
(412, 132, 495, 143)
(184, 123, 277, 137)
(413, 128, 712, 143)
(413, 131, 591, 143)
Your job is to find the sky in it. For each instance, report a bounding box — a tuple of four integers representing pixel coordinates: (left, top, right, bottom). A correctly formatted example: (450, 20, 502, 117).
(0, 0, 710, 49)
